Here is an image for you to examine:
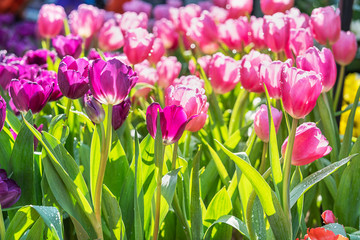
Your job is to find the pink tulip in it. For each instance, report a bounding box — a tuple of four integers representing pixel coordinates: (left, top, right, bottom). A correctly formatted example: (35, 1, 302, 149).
(153, 4, 171, 20)
(286, 8, 310, 29)
(208, 53, 240, 94)
(332, 31, 358, 66)
(286, 28, 313, 58)
(310, 6, 341, 45)
(260, 0, 294, 15)
(147, 38, 165, 64)
(133, 67, 158, 98)
(188, 55, 211, 77)
(156, 56, 182, 88)
(240, 50, 272, 93)
(209, 6, 228, 24)
(254, 104, 283, 142)
(187, 11, 218, 47)
(165, 85, 209, 132)
(167, 0, 182, 8)
(281, 122, 332, 166)
(199, 1, 214, 11)
(177, 4, 202, 33)
(263, 13, 290, 53)
(173, 75, 205, 90)
(52, 35, 83, 59)
(123, 28, 155, 65)
(123, 0, 152, 17)
(219, 17, 249, 51)
(98, 19, 124, 52)
(69, 4, 101, 39)
(296, 46, 337, 93)
(281, 66, 323, 119)
(259, 59, 292, 99)
(213, 0, 227, 8)
(321, 210, 338, 225)
(37, 4, 66, 39)
(250, 17, 266, 50)
(227, 0, 253, 19)
(120, 12, 148, 34)
(153, 19, 178, 49)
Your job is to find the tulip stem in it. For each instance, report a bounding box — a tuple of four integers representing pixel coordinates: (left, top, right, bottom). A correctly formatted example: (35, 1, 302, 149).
(0, 204, 5, 240)
(172, 141, 178, 169)
(153, 144, 165, 240)
(65, 98, 72, 124)
(280, 99, 291, 133)
(184, 131, 192, 158)
(282, 118, 298, 231)
(259, 142, 268, 174)
(333, 65, 346, 111)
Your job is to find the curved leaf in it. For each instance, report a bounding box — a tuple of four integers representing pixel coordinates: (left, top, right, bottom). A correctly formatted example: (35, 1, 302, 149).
(203, 215, 249, 240)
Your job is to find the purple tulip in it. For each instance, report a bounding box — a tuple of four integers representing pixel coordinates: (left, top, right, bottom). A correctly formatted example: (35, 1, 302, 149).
(112, 98, 131, 130)
(9, 79, 54, 114)
(52, 35, 83, 59)
(0, 169, 21, 208)
(84, 94, 105, 124)
(58, 56, 89, 99)
(23, 49, 56, 67)
(0, 63, 18, 90)
(89, 58, 137, 105)
(37, 70, 62, 101)
(0, 96, 6, 132)
(146, 103, 192, 145)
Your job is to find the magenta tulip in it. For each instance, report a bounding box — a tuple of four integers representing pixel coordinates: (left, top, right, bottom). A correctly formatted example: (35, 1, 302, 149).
(332, 31, 358, 66)
(254, 104, 283, 142)
(296, 46, 337, 93)
(52, 35, 83, 59)
(123, 28, 155, 65)
(263, 13, 290, 53)
(310, 6, 341, 45)
(112, 98, 131, 130)
(0, 63, 18, 90)
(153, 19, 178, 49)
(281, 66, 323, 119)
(260, 0, 294, 15)
(98, 19, 124, 52)
(0, 96, 6, 132)
(37, 4, 66, 39)
(240, 50, 272, 93)
(209, 6, 228, 24)
(84, 94, 105, 124)
(322, 210, 337, 224)
(227, 0, 253, 19)
(0, 169, 21, 208)
(219, 18, 249, 51)
(58, 56, 89, 99)
(281, 122, 332, 166)
(286, 28, 313, 58)
(37, 70, 62, 101)
(23, 49, 56, 67)
(147, 38, 165, 64)
(89, 58, 137, 105)
(69, 4, 102, 39)
(123, 0, 152, 17)
(156, 56, 182, 89)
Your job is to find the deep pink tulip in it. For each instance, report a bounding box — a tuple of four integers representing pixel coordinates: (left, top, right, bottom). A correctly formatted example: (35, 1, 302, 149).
(89, 58, 137, 105)
(37, 4, 66, 39)
(17, 65, 40, 81)
(98, 19, 124, 52)
(281, 66, 323, 119)
(23, 49, 56, 67)
(153, 19, 178, 49)
(254, 104, 282, 142)
(250, 17, 266, 50)
(286, 28, 313, 58)
(259, 59, 292, 99)
(156, 56, 182, 89)
(263, 13, 290, 53)
(147, 38, 165, 64)
(37, 70, 62, 101)
(84, 94, 105, 124)
(133, 67, 158, 97)
(281, 122, 332, 166)
(240, 50, 272, 93)
(0, 63, 18, 90)
(219, 17, 249, 51)
(227, 0, 253, 19)
(260, 0, 294, 15)
(173, 75, 205, 90)
(112, 98, 131, 130)
(9, 79, 53, 113)
(286, 8, 310, 29)
(177, 4, 202, 33)
(188, 55, 211, 77)
(123, 28, 155, 65)
(120, 12, 148, 34)
(321, 210, 338, 225)
(310, 6, 341, 45)
(0, 96, 5, 132)
(332, 31, 358, 66)
(146, 103, 192, 145)
(296, 47, 337, 93)
(187, 11, 218, 47)
(52, 35, 82, 59)
(209, 6, 228, 24)
(213, 0, 227, 8)
(0, 169, 21, 208)
(58, 56, 89, 99)
(153, 4, 171, 20)
(69, 4, 101, 39)
(123, 0, 152, 17)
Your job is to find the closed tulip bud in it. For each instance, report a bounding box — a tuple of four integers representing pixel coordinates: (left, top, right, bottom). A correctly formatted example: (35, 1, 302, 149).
(226, 0, 253, 19)
(0, 63, 18, 90)
(187, 11, 218, 46)
(69, 4, 101, 39)
(37, 4, 66, 39)
(240, 50, 272, 93)
(52, 35, 83, 59)
(260, 0, 294, 15)
(332, 31, 358, 66)
(259, 59, 292, 99)
(286, 28, 313, 58)
(297, 47, 337, 93)
(0, 169, 21, 208)
(219, 18, 249, 51)
(123, 1, 152, 17)
(148, 38, 165, 64)
(281, 66, 323, 119)
(321, 210, 338, 224)
(156, 56, 182, 89)
(254, 105, 282, 142)
(98, 19, 124, 52)
(0, 96, 6, 132)
(281, 122, 332, 165)
(120, 12, 148, 34)
(58, 56, 90, 99)
(263, 13, 290, 53)
(84, 94, 105, 124)
(124, 28, 155, 65)
(153, 19, 178, 49)
(112, 98, 131, 130)
(89, 58, 137, 105)
(310, 6, 341, 46)
(166, 85, 209, 132)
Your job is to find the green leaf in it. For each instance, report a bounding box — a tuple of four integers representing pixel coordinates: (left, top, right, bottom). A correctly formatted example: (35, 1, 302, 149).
(203, 215, 249, 240)
(204, 143, 231, 187)
(191, 147, 203, 240)
(290, 154, 356, 208)
(5, 109, 21, 134)
(134, 131, 144, 240)
(25, 218, 44, 239)
(90, 124, 102, 208)
(49, 114, 69, 144)
(228, 89, 249, 135)
(323, 223, 347, 237)
(0, 127, 14, 172)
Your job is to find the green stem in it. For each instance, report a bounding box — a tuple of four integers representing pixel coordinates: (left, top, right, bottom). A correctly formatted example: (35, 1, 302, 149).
(0, 205, 5, 240)
(259, 142, 268, 174)
(246, 192, 257, 240)
(333, 65, 346, 111)
(153, 144, 165, 240)
(282, 118, 298, 230)
(157, 86, 165, 108)
(64, 98, 72, 124)
(173, 193, 192, 240)
(280, 99, 291, 133)
(228, 90, 249, 135)
(184, 131, 192, 158)
(172, 141, 179, 169)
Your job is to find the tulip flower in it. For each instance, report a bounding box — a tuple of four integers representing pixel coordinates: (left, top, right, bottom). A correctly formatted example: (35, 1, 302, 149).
(98, 19, 124, 52)
(310, 6, 341, 46)
(260, 0, 294, 15)
(37, 4, 66, 39)
(286, 28, 313, 58)
(123, 28, 155, 65)
(9, 79, 54, 113)
(84, 94, 105, 124)
(37, 70, 62, 101)
(156, 56, 182, 89)
(147, 38, 165, 64)
(166, 85, 209, 132)
(167, 0, 182, 8)
(177, 4, 201, 33)
(188, 55, 211, 78)
(146, 103, 193, 145)
(254, 105, 283, 142)
(173, 75, 205, 90)
(302, 228, 348, 240)
(250, 17, 266, 50)
(123, 0, 152, 17)
(321, 210, 338, 224)
(213, 0, 227, 8)
(297, 46, 337, 93)
(23, 49, 56, 67)
(0, 96, 6, 132)
(281, 66, 323, 119)
(89, 58, 137, 105)
(227, 0, 253, 19)
(153, 19, 178, 49)
(209, 6, 228, 24)
(240, 50, 272, 93)
(52, 35, 83, 59)
(0, 63, 18, 90)
(69, 4, 102, 39)
(153, 4, 171, 20)
(332, 31, 358, 66)
(208, 52, 241, 94)
(263, 13, 290, 53)
(259, 59, 292, 99)
(187, 11, 218, 47)
(58, 56, 89, 99)
(112, 98, 131, 130)
(0, 169, 21, 208)
(281, 122, 331, 166)
(120, 12, 148, 34)
(133, 67, 158, 98)
(219, 18, 249, 51)
(286, 8, 310, 29)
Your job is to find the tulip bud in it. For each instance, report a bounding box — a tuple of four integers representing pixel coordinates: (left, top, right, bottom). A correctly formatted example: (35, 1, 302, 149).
(147, 38, 165, 64)
(52, 35, 83, 59)
(173, 75, 205, 90)
(0, 169, 21, 208)
(286, 28, 313, 58)
(263, 13, 290, 53)
(260, 0, 294, 15)
(227, 0, 253, 19)
(23, 49, 56, 67)
(321, 210, 338, 224)
(250, 17, 266, 50)
(286, 8, 310, 29)
(156, 56, 182, 89)
(219, 18, 249, 51)
(69, 4, 102, 39)
(37, 4, 66, 39)
(98, 19, 124, 52)
(153, 5, 171, 20)
(84, 94, 105, 124)
(37, 70, 62, 101)
(188, 55, 211, 78)
(332, 31, 358, 66)
(254, 105, 283, 142)
(124, 28, 155, 65)
(112, 98, 131, 130)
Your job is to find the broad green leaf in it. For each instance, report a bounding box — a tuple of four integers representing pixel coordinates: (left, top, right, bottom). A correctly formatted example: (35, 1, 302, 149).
(191, 147, 203, 240)
(228, 89, 249, 135)
(290, 167, 304, 237)
(134, 131, 144, 240)
(323, 224, 347, 237)
(203, 215, 249, 240)
(5, 109, 21, 134)
(25, 218, 44, 239)
(290, 154, 356, 208)
(0, 127, 14, 172)
(205, 143, 230, 187)
(90, 124, 102, 208)
(49, 114, 69, 144)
